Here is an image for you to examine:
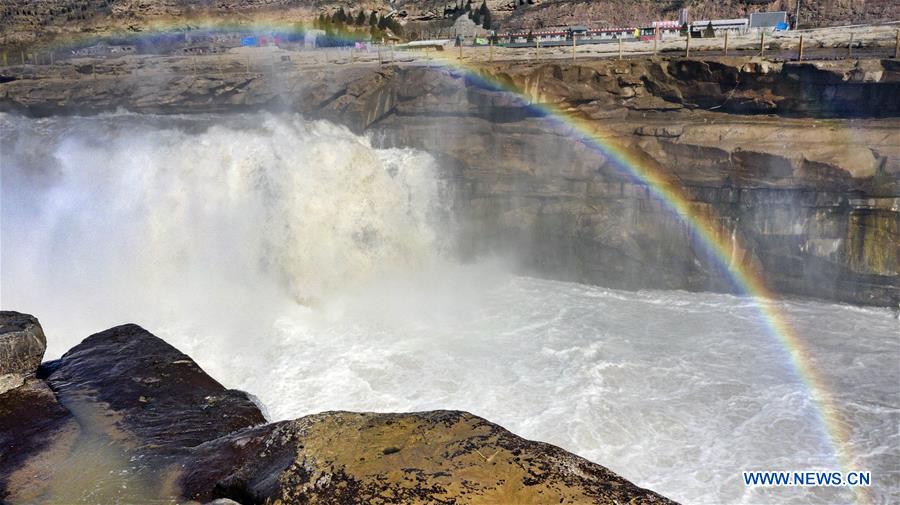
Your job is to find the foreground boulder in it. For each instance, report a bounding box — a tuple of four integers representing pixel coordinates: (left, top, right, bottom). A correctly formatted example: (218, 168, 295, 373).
(44, 323, 267, 452)
(0, 317, 676, 504)
(182, 410, 673, 504)
(0, 311, 46, 393)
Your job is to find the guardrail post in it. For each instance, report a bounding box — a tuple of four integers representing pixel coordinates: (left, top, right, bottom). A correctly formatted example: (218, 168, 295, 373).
(798, 34, 804, 61)
(759, 31, 765, 57)
(685, 33, 690, 57)
(619, 37, 623, 60)
(724, 31, 728, 55)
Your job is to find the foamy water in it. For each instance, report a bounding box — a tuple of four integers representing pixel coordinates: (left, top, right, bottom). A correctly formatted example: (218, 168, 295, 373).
(1, 113, 897, 504)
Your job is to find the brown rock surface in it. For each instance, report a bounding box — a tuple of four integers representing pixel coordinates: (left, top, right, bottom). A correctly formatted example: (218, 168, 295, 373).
(0, 311, 47, 394)
(182, 410, 675, 504)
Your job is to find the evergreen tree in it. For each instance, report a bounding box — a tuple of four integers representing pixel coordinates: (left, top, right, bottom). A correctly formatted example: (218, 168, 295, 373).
(472, 10, 481, 26)
(704, 21, 716, 38)
(465, 0, 472, 12)
(356, 10, 366, 26)
(369, 11, 378, 26)
(479, 1, 491, 29)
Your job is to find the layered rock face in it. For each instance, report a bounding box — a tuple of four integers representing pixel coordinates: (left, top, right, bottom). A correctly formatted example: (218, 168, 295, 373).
(1, 54, 897, 305)
(0, 314, 675, 504)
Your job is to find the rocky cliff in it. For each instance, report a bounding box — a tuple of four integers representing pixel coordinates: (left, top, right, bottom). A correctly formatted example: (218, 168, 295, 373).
(2, 53, 895, 306)
(0, 312, 675, 504)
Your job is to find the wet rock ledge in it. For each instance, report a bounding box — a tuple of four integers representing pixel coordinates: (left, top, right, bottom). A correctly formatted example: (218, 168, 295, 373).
(0, 311, 675, 505)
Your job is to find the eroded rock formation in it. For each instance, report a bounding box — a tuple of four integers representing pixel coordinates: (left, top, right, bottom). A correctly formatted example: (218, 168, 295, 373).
(0, 314, 676, 504)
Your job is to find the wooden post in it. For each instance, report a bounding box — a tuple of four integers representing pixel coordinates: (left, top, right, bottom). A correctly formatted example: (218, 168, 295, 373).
(848, 32, 854, 58)
(490, 38, 494, 63)
(759, 31, 765, 57)
(2, 52, 6, 67)
(21, 51, 25, 65)
(798, 34, 804, 61)
(685, 33, 690, 57)
(896, 30, 900, 59)
(458, 42, 462, 60)
(572, 34, 577, 61)
(724, 30, 728, 55)
(537, 38, 541, 60)
(618, 37, 623, 60)
(653, 28, 658, 55)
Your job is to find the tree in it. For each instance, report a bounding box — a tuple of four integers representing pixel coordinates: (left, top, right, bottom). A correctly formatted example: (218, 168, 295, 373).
(370, 11, 378, 26)
(704, 21, 716, 38)
(680, 22, 688, 36)
(472, 10, 481, 26)
(479, 0, 491, 29)
(356, 11, 366, 25)
(465, 0, 472, 11)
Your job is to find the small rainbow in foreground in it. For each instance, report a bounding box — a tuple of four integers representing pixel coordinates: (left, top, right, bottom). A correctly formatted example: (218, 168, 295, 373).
(8, 19, 871, 503)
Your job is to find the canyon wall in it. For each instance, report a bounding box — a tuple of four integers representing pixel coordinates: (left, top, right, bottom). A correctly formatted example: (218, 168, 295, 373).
(1, 54, 897, 305)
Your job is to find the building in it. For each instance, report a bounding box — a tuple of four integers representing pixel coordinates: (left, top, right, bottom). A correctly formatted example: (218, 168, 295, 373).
(651, 20, 682, 39)
(690, 18, 749, 36)
(749, 11, 788, 30)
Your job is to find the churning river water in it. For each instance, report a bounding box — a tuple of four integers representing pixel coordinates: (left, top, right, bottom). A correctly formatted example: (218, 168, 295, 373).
(1, 113, 897, 504)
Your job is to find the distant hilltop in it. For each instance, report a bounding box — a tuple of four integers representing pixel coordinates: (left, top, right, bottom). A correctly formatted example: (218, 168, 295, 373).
(1, 0, 898, 50)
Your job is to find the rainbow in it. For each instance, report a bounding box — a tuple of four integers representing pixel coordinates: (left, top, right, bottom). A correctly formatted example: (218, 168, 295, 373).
(431, 58, 870, 504)
(9, 20, 869, 502)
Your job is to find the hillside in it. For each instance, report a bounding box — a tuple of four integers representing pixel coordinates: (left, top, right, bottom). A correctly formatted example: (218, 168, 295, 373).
(1, 0, 898, 51)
